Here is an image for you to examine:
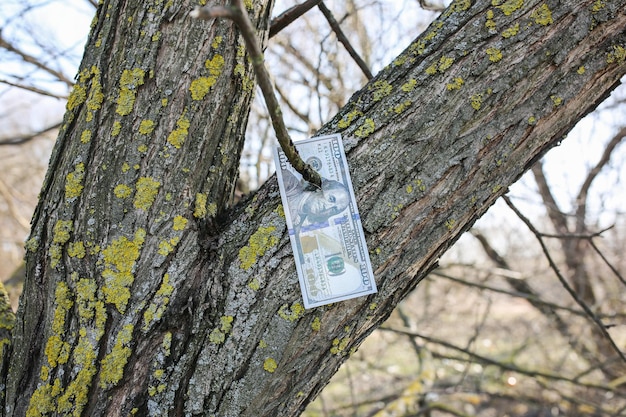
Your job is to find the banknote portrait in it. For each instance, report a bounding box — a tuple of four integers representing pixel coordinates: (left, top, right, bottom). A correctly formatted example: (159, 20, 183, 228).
(281, 169, 350, 228)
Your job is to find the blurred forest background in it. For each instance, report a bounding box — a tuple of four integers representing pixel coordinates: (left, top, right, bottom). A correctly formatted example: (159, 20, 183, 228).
(1, 0, 625, 416)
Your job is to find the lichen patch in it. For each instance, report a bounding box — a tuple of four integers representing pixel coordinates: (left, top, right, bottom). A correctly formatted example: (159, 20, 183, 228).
(101, 228, 146, 313)
(238, 226, 279, 270)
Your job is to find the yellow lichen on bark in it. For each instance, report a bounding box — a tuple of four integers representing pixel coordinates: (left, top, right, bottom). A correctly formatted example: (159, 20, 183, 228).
(486, 47, 503, 62)
(166, 113, 190, 149)
(50, 220, 73, 268)
(99, 324, 134, 388)
(142, 274, 174, 331)
(101, 228, 146, 313)
(494, 0, 524, 16)
(133, 177, 160, 210)
(65, 163, 85, 201)
(337, 109, 363, 129)
(355, 118, 375, 138)
(531, 4, 553, 25)
(139, 119, 155, 134)
(194, 193, 208, 218)
(116, 68, 145, 116)
(173, 215, 188, 231)
(278, 303, 305, 322)
(607, 45, 626, 64)
(209, 315, 234, 344)
(263, 358, 277, 373)
(114, 184, 132, 199)
(238, 226, 279, 270)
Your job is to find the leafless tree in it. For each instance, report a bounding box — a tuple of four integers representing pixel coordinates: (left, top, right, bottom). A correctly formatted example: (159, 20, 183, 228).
(0, 1, 625, 416)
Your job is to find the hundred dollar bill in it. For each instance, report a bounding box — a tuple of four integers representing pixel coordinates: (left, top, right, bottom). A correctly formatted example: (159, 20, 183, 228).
(274, 133, 377, 309)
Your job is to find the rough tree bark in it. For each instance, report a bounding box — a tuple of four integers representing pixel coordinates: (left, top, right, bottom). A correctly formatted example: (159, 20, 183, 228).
(1, 0, 625, 416)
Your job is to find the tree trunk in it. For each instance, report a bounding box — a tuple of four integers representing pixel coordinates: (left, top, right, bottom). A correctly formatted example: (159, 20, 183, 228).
(3, 0, 625, 416)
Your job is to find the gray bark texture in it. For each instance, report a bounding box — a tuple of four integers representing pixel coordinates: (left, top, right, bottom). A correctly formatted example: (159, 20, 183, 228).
(1, 0, 625, 416)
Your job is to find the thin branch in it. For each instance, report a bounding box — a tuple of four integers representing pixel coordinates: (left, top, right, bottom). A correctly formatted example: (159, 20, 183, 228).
(274, 38, 343, 108)
(0, 33, 74, 86)
(575, 126, 626, 228)
(531, 162, 569, 235)
(396, 305, 425, 358)
(269, 0, 322, 38)
(315, 36, 326, 124)
(422, 402, 474, 417)
(191, 1, 322, 187)
(0, 78, 68, 100)
(532, 376, 616, 416)
(0, 177, 31, 229)
(274, 38, 326, 83)
(343, 364, 358, 416)
(472, 223, 621, 316)
(0, 121, 61, 146)
(536, 225, 614, 239)
(275, 82, 314, 130)
(470, 229, 577, 342)
(588, 238, 626, 287)
(317, 2, 373, 80)
(418, 0, 447, 12)
(429, 271, 611, 320)
(573, 355, 626, 381)
(503, 195, 626, 365)
(379, 325, 613, 391)
(471, 229, 509, 268)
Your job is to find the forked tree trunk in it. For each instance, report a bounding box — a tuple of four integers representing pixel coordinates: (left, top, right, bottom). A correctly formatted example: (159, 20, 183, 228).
(2, 0, 625, 416)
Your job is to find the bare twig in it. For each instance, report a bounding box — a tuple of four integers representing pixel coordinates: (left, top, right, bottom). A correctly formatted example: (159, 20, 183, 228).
(418, 0, 447, 12)
(274, 38, 343, 108)
(0, 33, 74, 87)
(429, 271, 612, 319)
(535, 225, 614, 239)
(588, 238, 626, 287)
(0, 121, 61, 146)
(0, 78, 68, 100)
(470, 229, 586, 353)
(396, 305, 424, 357)
(0, 177, 31, 229)
(269, 0, 322, 38)
(503, 195, 626, 365)
(531, 162, 569, 235)
(275, 82, 315, 131)
(423, 402, 474, 417)
(575, 126, 626, 229)
(379, 324, 613, 391)
(532, 377, 614, 416)
(317, 2, 373, 80)
(191, 0, 322, 187)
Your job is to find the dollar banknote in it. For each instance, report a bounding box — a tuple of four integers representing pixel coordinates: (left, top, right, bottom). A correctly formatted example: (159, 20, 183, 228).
(274, 134, 377, 308)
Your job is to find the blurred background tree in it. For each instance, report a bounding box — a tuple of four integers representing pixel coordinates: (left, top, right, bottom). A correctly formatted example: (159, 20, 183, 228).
(1, 0, 625, 415)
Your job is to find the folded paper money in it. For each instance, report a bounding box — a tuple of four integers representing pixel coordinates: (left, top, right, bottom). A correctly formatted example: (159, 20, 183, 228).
(274, 134, 377, 308)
